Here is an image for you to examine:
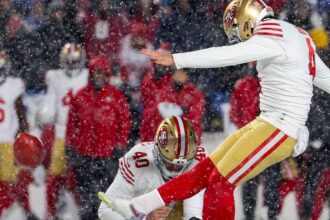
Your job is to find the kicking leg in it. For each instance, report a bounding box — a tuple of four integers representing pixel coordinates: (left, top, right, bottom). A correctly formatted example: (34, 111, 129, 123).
(200, 119, 295, 220)
(158, 123, 251, 204)
(203, 169, 235, 220)
(158, 156, 214, 203)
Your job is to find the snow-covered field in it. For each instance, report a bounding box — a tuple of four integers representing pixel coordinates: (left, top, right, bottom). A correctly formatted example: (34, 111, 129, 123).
(2, 132, 329, 220)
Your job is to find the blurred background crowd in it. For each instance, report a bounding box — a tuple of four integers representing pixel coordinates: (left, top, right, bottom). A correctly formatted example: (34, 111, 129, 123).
(0, 0, 330, 131)
(0, 0, 329, 220)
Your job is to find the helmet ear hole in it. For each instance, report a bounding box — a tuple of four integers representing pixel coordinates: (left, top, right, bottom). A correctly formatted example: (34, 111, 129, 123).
(243, 22, 249, 31)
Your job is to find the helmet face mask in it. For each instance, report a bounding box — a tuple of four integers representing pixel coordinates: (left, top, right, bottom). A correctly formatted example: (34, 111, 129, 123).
(229, 23, 241, 44)
(223, 0, 274, 42)
(153, 146, 192, 180)
(154, 116, 198, 180)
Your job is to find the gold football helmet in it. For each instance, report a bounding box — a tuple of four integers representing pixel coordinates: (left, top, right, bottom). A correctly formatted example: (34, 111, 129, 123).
(60, 43, 86, 72)
(154, 116, 198, 180)
(223, 0, 274, 42)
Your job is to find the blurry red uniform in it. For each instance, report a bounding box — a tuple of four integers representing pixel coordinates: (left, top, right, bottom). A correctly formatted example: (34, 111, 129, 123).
(83, 12, 127, 59)
(139, 82, 205, 143)
(230, 74, 260, 128)
(128, 12, 161, 42)
(119, 23, 154, 89)
(66, 83, 131, 157)
(140, 73, 172, 109)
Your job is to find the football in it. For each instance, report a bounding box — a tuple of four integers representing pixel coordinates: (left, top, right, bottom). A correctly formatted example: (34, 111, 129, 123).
(13, 133, 46, 168)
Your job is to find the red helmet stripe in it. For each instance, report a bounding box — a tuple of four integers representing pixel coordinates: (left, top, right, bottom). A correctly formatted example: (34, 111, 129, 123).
(182, 118, 189, 159)
(173, 116, 182, 159)
(173, 116, 187, 159)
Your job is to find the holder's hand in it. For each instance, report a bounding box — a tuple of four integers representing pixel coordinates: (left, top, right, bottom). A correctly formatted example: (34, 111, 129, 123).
(145, 206, 172, 220)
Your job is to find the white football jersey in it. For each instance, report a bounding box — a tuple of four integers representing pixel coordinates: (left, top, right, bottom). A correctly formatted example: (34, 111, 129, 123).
(99, 142, 207, 220)
(173, 19, 330, 139)
(0, 77, 25, 142)
(42, 69, 88, 138)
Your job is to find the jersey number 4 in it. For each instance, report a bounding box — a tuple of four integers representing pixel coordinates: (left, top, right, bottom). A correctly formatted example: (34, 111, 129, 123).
(133, 152, 149, 168)
(297, 27, 316, 78)
(306, 38, 316, 78)
(0, 98, 5, 123)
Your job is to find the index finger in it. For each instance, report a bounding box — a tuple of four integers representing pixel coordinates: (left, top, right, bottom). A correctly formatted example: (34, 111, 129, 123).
(140, 49, 156, 56)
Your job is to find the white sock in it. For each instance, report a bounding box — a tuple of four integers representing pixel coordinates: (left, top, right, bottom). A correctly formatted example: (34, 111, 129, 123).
(132, 189, 165, 214)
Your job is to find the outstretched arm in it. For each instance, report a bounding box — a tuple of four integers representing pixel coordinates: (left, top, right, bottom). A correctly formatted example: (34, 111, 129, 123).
(141, 49, 175, 66)
(141, 36, 284, 69)
(98, 172, 134, 220)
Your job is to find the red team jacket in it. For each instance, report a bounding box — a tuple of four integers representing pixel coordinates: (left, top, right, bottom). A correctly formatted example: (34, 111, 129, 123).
(140, 80, 205, 143)
(230, 74, 261, 128)
(66, 83, 131, 158)
(83, 12, 127, 59)
(140, 73, 172, 109)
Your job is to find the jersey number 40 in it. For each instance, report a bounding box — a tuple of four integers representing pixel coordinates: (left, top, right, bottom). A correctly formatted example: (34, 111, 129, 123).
(133, 152, 150, 168)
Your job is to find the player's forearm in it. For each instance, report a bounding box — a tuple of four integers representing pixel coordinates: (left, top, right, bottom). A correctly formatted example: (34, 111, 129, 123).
(98, 203, 125, 220)
(98, 172, 135, 219)
(173, 37, 284, 69)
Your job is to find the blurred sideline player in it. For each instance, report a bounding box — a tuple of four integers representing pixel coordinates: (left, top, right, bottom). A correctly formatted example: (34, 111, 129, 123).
(0, 50, 38, 219)
(104, 0, 330, 219)
(98, 116, 207, 220)
(37, 43, 88, 220)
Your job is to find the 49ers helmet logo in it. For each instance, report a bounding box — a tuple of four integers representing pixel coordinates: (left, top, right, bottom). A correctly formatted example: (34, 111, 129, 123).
(224, 6, 237, 29)
(158, 126, 168, 148)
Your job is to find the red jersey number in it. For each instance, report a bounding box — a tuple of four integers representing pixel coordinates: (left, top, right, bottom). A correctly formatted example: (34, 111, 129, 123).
(296, 27, 316, 78)
(306, 38, 316, 78)
(0, 98, 5, 123)
(133, 152, 149, 168)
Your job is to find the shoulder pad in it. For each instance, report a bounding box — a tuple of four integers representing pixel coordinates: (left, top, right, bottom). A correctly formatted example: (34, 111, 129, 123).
(119, 142, 155, 185)
(253, 19, 283, 39)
